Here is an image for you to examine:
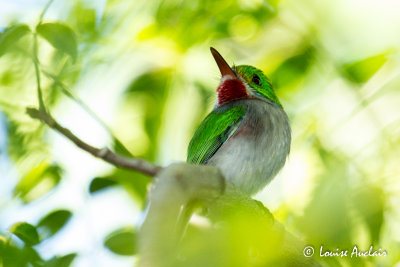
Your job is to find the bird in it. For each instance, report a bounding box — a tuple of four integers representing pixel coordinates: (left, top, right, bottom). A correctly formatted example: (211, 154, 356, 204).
(187, 47, 291, 195)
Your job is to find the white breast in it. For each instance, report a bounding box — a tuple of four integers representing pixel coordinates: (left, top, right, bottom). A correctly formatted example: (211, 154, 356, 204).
(207, 99, 291, 195)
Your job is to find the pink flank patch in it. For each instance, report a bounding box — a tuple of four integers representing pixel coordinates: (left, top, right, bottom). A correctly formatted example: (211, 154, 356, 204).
(217, 79, 248, 106)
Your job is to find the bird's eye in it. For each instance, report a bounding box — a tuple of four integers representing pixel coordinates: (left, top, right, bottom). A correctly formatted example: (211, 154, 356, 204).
(252, 74, 261, 86)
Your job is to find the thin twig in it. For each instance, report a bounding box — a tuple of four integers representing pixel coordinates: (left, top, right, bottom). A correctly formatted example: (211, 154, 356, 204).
(41, 70, 133, 156)
(32, 33, 46, 111)
(32, 0, 55, 111)
(26, 107, 162, 177)
(39, 0, 55, 22)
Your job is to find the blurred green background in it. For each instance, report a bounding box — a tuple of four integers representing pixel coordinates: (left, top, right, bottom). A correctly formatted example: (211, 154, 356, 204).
(1, 0, 400, 266)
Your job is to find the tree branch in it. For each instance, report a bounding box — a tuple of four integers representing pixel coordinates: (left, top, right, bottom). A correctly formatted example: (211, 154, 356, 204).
(26, 107, 162, 177)
(41, 69, 135, 157)
(138, 163, 321, 267)
(138, 163, 225, 267)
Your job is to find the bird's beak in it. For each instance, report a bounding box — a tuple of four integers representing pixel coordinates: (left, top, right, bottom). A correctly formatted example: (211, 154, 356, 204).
(210, 47, 236, 78)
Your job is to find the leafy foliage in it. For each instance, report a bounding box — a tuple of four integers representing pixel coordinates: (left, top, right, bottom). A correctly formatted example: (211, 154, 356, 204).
(9, 222, 40, 246)
(104, 227, 137, 256)
(45, 253, 77, 267)
(36, 22, 78, 60)
(0, 24, 31, 57)
(37, 209, 73, 239)
(0, 0, 399, 266)
(89, 177, 118, 194)
(14, 161, 63, 203)
(342, 53, 388, 84)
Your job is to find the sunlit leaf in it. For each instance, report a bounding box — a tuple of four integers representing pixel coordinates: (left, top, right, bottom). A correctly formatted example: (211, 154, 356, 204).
(14, 161, 63, 203)
(5, 115, 47, 162)
(353, 186, 384, 244)
(270, 47, 314, 89)
(9, 222, 40, 246)
(112, 137, 134, 158)
(0, 24, 31, 57)
(104, 227, 136, 256)
(0, 240, 43, 267)
(37, 209, 72, 239)
(342, 53, 388, 84)
(72, 4, 96, 38)
(46, 253, 77, 267)
(125, 69, 170, 160)
(154, 0, 274, 49)
(116, 169, 150, 201)
(89, 177, 118, 194)
(36, 22, 77, 60)
(0, 234, 6, 248)
(295, 144, 352, 248)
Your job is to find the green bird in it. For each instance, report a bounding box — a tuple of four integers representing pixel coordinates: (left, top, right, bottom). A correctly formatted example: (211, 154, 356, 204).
(187, 48, 291, 195)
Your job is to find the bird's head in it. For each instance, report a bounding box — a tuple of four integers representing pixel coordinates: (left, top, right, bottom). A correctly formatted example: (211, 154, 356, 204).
(210, 47, 282, 108)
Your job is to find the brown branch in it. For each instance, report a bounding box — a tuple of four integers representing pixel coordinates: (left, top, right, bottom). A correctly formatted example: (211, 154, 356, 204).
(26, 107, 162, 177)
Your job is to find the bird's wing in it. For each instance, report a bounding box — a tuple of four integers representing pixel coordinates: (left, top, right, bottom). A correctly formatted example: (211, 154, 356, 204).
(187, 105, 246, 164)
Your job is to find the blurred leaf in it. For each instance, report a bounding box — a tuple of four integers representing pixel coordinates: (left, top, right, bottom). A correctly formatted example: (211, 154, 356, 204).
(353, 186, 384, 244)
(89, 177, 118, 194)
(126, 69, 170, 95)
(0, 24, 31, 57)
(342, 53, 388, 84)
(14, 161, 63, 203)
(0, 240, 43, 267)
(126, 69, 170, 160)
(9, 222, 40, 246)
(0, 70, 16, 86)
(36, 22, 77, 60)
(154, 0, 274, 49)
(112, 137, 134, 158)
(71, 4, 96, 38)
(112, 169, 149, 202)
(104, 227, 136, 256)
(37, 209, 72, 239)
(296, 143, 353, 248)
(0, 234, 6, 250)
(6, 116, 46, 162)
(45, 253, 77, 267)
(270, 47, 314, 89)
(89, 169, 149, 203)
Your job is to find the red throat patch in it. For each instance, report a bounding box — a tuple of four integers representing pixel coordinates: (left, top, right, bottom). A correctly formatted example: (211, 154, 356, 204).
(217, 78, 248, 106)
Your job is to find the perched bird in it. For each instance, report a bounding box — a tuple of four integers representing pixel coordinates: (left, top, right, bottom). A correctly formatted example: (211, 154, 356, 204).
(187, 48, 291, 195)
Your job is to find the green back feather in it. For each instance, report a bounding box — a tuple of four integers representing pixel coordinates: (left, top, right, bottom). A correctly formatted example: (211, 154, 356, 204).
(187, 105, 247, 164)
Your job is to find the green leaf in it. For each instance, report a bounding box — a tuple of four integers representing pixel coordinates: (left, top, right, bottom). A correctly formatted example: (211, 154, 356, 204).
(14, 161, 63, 203)
(89, 177, 118, 194)
(89, 169, 150, 202)
(342, 53, 388, 84)
(104, 227, 136, 256)
(72, 4, 96, 37)
(0, 243, 43, 267)
(46, 253, 77, 267)
(0, 234, 6, 248)
(0, 24, 31, 57)
(112, 137, 134, 158)
(270, 47, 314, 89)
(353, 186, 384, 244)
(37, 209, 72, 239)
(109, 169, 150, 202)
(9, 222, 40, 246)
(36, 22, 77, 60)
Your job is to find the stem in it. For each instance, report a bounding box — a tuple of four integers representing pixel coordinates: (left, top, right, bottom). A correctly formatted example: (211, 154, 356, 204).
(39, 0, 55, 23)
(41, 70, 133, 156)
(32, 0, 56, 111)
(33, 33, 46, 112)
(26, 107, 162, 177)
